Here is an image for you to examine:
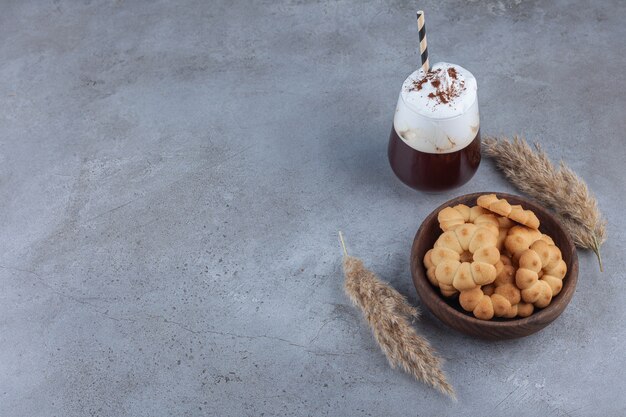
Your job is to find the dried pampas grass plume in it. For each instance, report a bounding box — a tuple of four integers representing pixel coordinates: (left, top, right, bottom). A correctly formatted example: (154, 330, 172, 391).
(483, 136, 607, 271)
(338, 232, 455, 398)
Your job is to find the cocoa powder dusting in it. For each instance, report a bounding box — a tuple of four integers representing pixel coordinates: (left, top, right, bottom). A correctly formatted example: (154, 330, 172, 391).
(411, 76, 429, 91)
(409, 66, 467, 106)
(434, 90, 450, 104)
(430, 67, 464, 105)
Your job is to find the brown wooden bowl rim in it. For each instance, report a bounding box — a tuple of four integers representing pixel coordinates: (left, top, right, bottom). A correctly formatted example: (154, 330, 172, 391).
(411, 192, 579, 330)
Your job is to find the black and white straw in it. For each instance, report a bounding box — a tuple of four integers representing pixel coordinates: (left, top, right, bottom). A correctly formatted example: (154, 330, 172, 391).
(416, 11, 430, 73)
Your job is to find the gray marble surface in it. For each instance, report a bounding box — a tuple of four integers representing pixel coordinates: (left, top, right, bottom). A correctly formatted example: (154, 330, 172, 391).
(1, 0, 624, 416)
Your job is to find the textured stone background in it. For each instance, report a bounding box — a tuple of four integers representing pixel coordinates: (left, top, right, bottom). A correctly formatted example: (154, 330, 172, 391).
(0, 0, 624, 416)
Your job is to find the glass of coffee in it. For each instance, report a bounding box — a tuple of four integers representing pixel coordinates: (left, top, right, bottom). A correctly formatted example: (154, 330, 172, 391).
(388, 62, 481, 192)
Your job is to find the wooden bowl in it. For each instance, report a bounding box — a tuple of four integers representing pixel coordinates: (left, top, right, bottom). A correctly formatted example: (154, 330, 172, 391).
(410, 192, 578, 340)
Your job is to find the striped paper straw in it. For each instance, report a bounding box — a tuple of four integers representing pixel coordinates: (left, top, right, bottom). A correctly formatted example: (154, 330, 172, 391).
(416, 11, 430, 73)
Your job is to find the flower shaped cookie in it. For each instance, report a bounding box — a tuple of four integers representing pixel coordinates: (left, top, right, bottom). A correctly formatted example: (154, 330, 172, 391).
(424, 224, 500, 295)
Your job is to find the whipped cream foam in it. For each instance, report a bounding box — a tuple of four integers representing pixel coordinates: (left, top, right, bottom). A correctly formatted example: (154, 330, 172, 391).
(393, 62, 479, 154)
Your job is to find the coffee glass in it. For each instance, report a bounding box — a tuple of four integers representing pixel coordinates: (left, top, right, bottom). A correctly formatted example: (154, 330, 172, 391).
(388, 62, 481, 192)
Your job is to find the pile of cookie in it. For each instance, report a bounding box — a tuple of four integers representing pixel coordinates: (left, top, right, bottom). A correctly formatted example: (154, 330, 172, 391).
(423, 194, 568, 320)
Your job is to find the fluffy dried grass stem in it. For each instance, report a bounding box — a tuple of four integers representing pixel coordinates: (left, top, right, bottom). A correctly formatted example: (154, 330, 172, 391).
(339, 233, 455, 398)
(483, 136, 607, 271)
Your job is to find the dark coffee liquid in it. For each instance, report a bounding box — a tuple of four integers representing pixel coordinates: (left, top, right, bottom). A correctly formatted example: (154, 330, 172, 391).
(388, 127, 481, 192)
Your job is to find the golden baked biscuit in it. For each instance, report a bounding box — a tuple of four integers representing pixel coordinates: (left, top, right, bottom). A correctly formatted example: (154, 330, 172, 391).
(516, 302, 535, 318)
(437, 204, 499, 236)
(477, 194, 540, 229)
(434, 224, 500, 291)
(454, 245, 519, 321)
(496, 216, 515, 252)
(459, 287, 494, 320)
(490, 254, 520, 317)
(423, 248, 457, 297)
(424, 224, 500, 296)
(459, 285, 519, 320)
(493, 254, 515, 286)
(515, 240, 567, 308)
(476, 194, 511, 216)
(504, 225, 545, 262)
